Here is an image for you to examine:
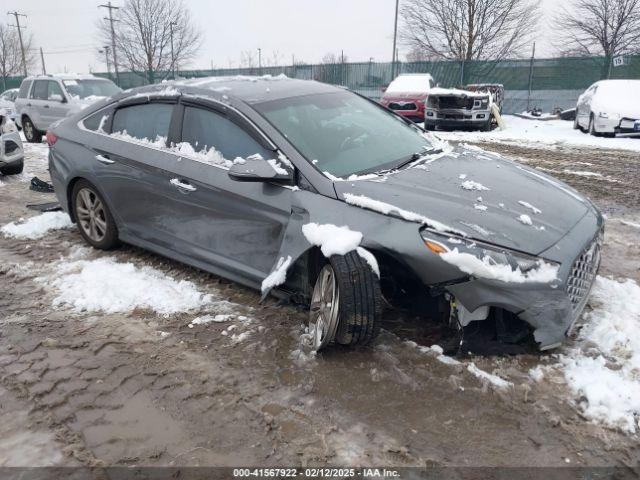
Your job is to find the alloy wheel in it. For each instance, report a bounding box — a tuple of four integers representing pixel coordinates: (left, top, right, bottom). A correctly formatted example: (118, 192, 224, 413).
(24, 120, 34, 141)
(309, 264, 340, 350)
(75, 187, 108, 243)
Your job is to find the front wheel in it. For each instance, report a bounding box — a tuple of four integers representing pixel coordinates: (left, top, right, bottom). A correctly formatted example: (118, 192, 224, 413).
(308, 251, 382, 350)
(72, 180, 119, 250)
(588, 115, 600, 137)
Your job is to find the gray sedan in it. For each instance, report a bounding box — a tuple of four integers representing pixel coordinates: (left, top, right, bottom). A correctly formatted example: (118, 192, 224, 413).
(47, 77, 603, 352)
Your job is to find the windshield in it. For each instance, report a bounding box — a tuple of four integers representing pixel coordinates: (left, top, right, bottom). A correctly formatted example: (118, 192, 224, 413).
(255, 91, 435, 178)
(63, 79, 121, 99)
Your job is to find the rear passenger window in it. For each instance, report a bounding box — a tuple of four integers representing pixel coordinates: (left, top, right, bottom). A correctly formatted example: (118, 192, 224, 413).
(31, 80, 48, 100)
(181, 106, 273, 162)
(83, 108, 112, 132)
(18, 80, 32, 98)
(112, 103, 173, 143)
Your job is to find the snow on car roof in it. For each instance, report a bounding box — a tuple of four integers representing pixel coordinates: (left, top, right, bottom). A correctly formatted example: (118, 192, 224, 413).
(133, 75, 342, 104)
(24, 73, 100, 81)
(386, 74, 434, 93)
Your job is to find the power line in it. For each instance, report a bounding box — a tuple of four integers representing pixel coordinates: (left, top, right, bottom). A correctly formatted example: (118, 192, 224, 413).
(99, 2, 120, 86)
(7, 11, 28, 76)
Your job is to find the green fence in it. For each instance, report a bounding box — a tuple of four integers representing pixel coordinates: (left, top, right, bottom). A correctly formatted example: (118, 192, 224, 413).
(4, 54, 640, 114)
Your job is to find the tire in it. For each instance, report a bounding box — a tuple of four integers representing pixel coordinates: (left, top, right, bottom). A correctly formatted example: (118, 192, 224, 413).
(482, 119, 492, 132)
(424, 123, 436, 131)
(22, 116, 42, 143)
(588, 115, 600, 137)
(573, 115, 580, 130)
(0, 160, 24, 176)
(308, 251, 382, 349)
(71, 180, 119, 250)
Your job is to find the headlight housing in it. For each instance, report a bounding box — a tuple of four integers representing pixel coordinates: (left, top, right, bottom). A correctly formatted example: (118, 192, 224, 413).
(420, 228, 558, 274)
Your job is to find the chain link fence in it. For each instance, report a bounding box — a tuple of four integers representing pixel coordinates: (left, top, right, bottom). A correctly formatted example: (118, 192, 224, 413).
(4, 54, 640, 114)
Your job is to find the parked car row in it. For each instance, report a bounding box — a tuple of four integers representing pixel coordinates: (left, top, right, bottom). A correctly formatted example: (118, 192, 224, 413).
(379, 74, 504, 131)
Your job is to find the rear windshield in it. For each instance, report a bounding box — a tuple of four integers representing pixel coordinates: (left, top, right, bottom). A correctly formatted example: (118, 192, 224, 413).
(63, 79, 121, 99)
(18, 80, 32, 98)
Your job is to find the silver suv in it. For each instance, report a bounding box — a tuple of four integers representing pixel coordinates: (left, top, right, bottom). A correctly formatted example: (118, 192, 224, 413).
(15, 74, 121, 143)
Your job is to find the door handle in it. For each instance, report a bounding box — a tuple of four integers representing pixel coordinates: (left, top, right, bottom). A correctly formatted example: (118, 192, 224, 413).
(27, 103, 32, 107)
(44, 105, 50, 109)
(95, 154, 115, 165)
(170, 178, 196, 192)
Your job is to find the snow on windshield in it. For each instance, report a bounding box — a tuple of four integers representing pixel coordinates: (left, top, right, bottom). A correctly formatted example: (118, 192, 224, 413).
(386, 75, 433, 93)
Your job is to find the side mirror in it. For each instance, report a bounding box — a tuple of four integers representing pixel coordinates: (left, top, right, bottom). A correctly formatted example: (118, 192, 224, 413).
(228, 158, 292, 183)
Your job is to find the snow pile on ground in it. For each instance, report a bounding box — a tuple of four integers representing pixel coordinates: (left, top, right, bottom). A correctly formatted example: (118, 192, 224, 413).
(560, 276, 640, 433)
(47, 257, 213, 315)
(467, 362, 513, 389)
(302, 223, 363, 256)
(436, 115, 640, 152)
(188, 314, 234, 328)
(439, 249, 558, 284)
(261, 256, 292, 294)
(1, 212, 73, 240)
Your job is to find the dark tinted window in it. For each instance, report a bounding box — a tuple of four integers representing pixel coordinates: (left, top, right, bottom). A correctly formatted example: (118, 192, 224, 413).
(47, 81, 64, 101)
(83, 109, 112, 132)
(181, 106, 272, 161)
(31, 80, 48, 100)
(63, 79, 120, 99)
(112, 103, 173, 142)
(18, 80, 32, 98)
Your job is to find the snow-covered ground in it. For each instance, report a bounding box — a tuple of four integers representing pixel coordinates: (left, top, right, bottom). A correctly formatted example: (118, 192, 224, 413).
(437, 115, 640, 152)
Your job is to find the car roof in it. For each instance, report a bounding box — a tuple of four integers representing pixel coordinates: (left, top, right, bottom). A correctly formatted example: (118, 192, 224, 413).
(120, 75, 343, 105)
(23, 74, 100, 81)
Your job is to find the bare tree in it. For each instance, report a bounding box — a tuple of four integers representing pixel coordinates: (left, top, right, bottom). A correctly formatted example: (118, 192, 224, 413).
(239, 50, 257, 68)
(401, 0, 541, 60)
(98, 0, 202, 84)
(554, 0, 640, 57)
(0, 22, 35, 90)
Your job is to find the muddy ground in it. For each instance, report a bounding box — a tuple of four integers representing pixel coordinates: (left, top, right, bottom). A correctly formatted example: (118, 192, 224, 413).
(0, 140, 639, 472)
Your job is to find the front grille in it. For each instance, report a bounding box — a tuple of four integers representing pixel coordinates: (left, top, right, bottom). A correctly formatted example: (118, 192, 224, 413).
(389, 102, 416, 111)
(566, 232, 602, 312)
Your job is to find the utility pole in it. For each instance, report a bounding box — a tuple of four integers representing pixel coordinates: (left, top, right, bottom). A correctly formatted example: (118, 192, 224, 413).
(99, 46, 112, 80)
(526, 42, 536, 112)
(99, 2, 120, 86)
(391, 0, 400, 80)
(39, 47, 46, 75)
(7, 11, 28, 76)
(169, 20, 177, 79)
(258, 48, 262, 73)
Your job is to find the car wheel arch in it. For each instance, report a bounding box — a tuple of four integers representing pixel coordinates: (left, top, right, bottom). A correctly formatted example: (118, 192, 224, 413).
(65, 177, 118, 226)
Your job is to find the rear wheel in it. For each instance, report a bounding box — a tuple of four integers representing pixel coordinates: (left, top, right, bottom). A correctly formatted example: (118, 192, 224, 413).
(72, 180, 119, 250)
(22, 116, 42, 143)
(0, 160, 23, 176)
(308, 251, 382, 350)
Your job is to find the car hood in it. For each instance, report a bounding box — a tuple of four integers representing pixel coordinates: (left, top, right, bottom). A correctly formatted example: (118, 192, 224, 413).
(333, 146, 593, 255)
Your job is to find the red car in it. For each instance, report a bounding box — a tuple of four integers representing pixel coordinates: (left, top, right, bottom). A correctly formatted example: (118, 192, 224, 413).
(380, 74, 434, 122)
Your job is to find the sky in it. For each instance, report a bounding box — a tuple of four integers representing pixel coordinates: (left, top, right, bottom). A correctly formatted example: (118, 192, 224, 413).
(4, 0, 558, 75)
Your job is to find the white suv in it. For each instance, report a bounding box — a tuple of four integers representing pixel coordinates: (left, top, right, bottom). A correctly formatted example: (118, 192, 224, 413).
(15, 74, 121, 143)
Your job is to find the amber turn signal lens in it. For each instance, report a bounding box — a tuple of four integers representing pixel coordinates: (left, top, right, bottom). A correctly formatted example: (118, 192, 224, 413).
(424, 240, 448, 254)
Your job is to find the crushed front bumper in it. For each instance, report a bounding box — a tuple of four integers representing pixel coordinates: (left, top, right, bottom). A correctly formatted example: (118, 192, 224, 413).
(0, 130, 24, 166)
(445, 208, 603, 350)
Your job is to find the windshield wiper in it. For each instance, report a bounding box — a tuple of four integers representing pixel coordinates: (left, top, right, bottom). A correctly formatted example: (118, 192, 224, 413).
(393, 147, 444, 170)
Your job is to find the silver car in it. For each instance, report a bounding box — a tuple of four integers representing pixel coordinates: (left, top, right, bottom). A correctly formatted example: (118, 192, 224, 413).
(15, 74, 121, 143)
(0, 88, 19, 125)
(48, 77, 603, 352)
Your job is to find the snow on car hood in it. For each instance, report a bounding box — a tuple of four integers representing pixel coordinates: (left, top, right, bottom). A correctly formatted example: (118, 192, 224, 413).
(334, 146, 592, 255)
(592, 80, 640, 119)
